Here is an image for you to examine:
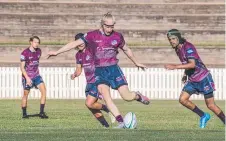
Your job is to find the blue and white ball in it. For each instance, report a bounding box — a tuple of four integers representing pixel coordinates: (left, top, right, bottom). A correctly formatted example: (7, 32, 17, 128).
(124, 112, 137, 129)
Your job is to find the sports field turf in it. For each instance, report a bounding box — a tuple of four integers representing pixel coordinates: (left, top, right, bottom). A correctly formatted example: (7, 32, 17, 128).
(0, 100, 224, 141)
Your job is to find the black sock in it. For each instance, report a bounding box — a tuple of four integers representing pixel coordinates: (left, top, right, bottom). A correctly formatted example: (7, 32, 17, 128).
(96, 116, 109, 127)
(89, 108, 109, 127)
(217, 111, 225, 124)
(22, 107, 27, 116)
(192, 106, 204, 117)
(40, 104, 45, 114)
(116, 115, 124, 123)
(101, 104, 109, 113)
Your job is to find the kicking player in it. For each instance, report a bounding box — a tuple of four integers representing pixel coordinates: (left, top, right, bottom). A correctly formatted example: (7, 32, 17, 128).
(165, 29, 225, 128)
(20, 36, 48, 119)
(47, 13, 150, 128)
(71, 33, 114, 127)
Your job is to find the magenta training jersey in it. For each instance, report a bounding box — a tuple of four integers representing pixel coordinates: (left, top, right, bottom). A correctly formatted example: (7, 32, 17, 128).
(20, 48, 41, 79)
(175, 41, 209, 82)
(83, 29, 125, 67)
(76, 48, 95, 83)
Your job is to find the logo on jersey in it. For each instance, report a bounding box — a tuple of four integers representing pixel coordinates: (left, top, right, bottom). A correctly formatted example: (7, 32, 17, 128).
(204, 85, 210, 91)
(29, 61, 39, 66)
(97, 46, 102, 51)
(95, 40, 102, 43)
(20, 55, 25, 60)
(187, 49, 194, 54)
(83, 63, 91, 67)
(95, 76, 100, 81)
(111, 40, 117, 45)
(86, 55, 90, 61)
(116, 76, 123, 82)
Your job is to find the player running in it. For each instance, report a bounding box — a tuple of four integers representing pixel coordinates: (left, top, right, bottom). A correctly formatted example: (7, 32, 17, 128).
(165, 29, 225, 128)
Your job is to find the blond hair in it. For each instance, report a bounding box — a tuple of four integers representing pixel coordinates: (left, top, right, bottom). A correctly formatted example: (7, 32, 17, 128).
(101, 12, 116, 25)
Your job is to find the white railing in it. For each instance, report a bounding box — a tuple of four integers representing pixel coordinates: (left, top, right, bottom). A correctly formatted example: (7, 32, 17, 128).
(0, 67, 225, 100)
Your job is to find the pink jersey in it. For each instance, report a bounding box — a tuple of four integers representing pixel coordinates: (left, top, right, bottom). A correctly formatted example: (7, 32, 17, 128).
(20, 48, 41, 79)
(175, 41, 209, 82)
(83, 29, 125, 67)
(76, 48, 95, 83)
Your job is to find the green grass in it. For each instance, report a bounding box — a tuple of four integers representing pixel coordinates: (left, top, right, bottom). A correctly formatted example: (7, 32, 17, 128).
(0, 100, 225, 141)
(0, 41, 224, 48)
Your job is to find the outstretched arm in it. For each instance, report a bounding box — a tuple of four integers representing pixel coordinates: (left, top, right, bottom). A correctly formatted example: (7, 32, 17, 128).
(47, 39, 84, 58)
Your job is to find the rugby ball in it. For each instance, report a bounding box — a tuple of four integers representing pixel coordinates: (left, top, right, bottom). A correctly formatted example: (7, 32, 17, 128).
(123, 112, 137, 129)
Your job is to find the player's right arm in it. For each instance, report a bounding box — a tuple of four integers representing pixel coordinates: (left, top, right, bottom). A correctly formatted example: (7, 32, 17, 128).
(121, 44, 147, 70)
(47, 39, 84, 58)
(20, 61, 32, 86)
(70, 64, 82, 80)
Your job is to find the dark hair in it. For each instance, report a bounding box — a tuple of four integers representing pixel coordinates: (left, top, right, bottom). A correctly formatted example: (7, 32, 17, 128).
(75, 33, 84, 40)
(167, 29, 186, 44)
(29, 36, 40, 44)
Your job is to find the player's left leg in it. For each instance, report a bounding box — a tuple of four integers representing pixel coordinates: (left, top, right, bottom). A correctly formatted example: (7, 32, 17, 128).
(88, 108, 109, 128)
(110, 65, 150, 105)
(202, 74, 225, 124)
(86, 95, 110, 127)
(35, 76, 48, 119)
(85, 84, 115, 124)
(85, 84, 110, 113)
(117, 85, 150, 105)
(179, 91, 211, 128)
(204, 94, 225, 124)
(86, 95, 109, 113)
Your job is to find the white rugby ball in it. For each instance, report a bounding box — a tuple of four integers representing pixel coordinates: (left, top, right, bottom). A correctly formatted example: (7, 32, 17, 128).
(124, 112, 137, 129)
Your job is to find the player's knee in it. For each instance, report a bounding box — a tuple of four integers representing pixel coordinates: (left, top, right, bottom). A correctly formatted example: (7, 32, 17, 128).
(22, 95, 28, 99)
(179, 98, 187, 105)
(207, 103, 216, 110)
(120, 91, 135, 101)
(122, 95, 134, 101)
(85, 101, 93, 108)
(85, 102, 91, 108)
(23, 92, 29, 97)
(40, 89, 47, 96)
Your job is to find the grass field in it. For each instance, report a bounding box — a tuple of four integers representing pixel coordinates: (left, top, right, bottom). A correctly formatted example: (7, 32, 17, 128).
(0, 100, 225, 141)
